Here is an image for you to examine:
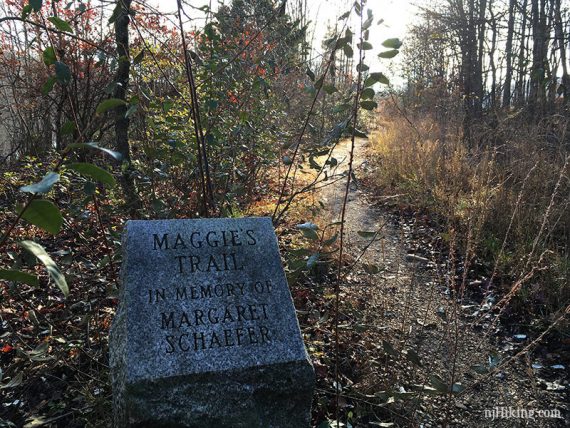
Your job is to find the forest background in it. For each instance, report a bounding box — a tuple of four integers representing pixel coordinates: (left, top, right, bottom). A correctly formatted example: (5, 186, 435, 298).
(0, 0, 569, 426)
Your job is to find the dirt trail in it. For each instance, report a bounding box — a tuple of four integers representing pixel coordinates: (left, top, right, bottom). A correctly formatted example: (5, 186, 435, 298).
(315, 137, 568, 427)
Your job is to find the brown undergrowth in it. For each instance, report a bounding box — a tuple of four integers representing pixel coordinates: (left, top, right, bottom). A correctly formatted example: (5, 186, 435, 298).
(368, 107, 570, 323)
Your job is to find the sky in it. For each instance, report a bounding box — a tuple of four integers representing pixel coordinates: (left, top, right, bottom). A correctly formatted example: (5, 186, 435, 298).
(150, 0, 414, 83)
(150, 0, 414, 44)
(306, 0, 413, 82)
(306, 0, 412, 51)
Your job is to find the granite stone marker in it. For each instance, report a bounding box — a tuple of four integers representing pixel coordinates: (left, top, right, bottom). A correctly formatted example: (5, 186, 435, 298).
(110, 217, 314, 427)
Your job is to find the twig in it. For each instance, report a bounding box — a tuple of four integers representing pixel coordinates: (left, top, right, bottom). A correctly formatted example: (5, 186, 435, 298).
(335, 4, 364, 425)
(0, 16, 112, 54)
(176, 0, 214, 215)
(272, 12, 353, 225)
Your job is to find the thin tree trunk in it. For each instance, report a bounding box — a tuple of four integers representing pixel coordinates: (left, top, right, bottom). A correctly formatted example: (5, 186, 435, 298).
(554, 0, 569, 105)
(113, 0, 141, 213)
(113, 0, 131, 161)
(503, 0, 516, 107)
(488, 0, 498, 110)
(516, 0, 529, 106)
(475, 0, 486, 114)
(529, 0, 547, 117)
(546, 0, 557, 113)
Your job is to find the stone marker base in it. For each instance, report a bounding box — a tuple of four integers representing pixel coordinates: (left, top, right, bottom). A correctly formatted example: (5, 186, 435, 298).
(112, 361, 315, 427)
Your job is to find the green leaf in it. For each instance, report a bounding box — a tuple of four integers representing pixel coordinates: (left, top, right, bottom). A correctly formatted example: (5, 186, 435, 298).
(382, 38, 403, 49)
(314, 76, 324, 90)
(28, 342, 48, 357)
(42, 46, 56, 66)
(19, 241, 68, 297)
(67, 162, 116, 187)
(337, 38, 352, 51)
(297, 222, 318, 230)
(411, 384, 439, 395)
(307, 253, 320, 269)
(306, 68, 315, 82)
(375, 73, 390, 84)
(55, 61, 71, 85)
(429, 375, 449, 394)
(125, 104, 138, 118)
(41, 75, 57, 95)
(67, 142, 123, 161)
(356, 62, 369, 72)
(324, 37, 337, 50)
(28, 342, 52, 362)
(282, 155, 293, 165)
(451, 383, 465, 394)
(48, 16, 73, 33)
(0, 372, 23, 390)
(404, 349, 422, 367)
(204, 23, 217, 40)
(22, 4, 33, 19)
(289, 248, 312, 258)
(205, 99, 219, 110)
(323, 84, 337, 95)
(360, 100, 378, 110)
(20, 199, 63, 234)
(0, 269, 39, 287)
(343, 44, 353, 58)
(29, 0, 42, 12)
(363, 15, 374, 30)
(333, 103, 351, 113)
(301, 229, 319, 240)
(151, 198, 166, 213)
(83, 181, 96, 196)
(133, 49, 145, 64)
(382, 340, 398, 357)
(162, 99, 174, 112)
(338, 11, 350, 20)
(357, 41, 373, 50)
(354, 0, 361, 15)
(323, 233, 338, 246)
(287, 258, 307, 273)
(488, 352, 500, 368)
(303, 84, 317, 96)
(378, 49, 399, 59)
(309, 157, 321, 170)
(363, 263, 381, 274)
(297, 223, 319, 240)
(19, 172, 59, 194)
(108, 2, 121, 24)
(364, 72, 390, 87)
(471, 364, 488, 374)
(361, 87, 375, 100)
(349, 127, 368, 138)
(357, 230, 377, 238)
(96, 98, 127, 115)
(61, 120, 76, 136)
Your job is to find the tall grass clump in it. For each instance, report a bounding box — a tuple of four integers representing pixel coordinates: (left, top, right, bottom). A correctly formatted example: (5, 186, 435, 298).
(368, 103, 570, 323)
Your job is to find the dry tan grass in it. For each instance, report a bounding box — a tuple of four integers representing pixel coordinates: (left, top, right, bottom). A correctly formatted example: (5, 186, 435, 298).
(367, 109, 570, 319)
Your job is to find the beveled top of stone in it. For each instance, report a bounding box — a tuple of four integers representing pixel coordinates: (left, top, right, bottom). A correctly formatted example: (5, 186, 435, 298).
(119, 217, 309, 383)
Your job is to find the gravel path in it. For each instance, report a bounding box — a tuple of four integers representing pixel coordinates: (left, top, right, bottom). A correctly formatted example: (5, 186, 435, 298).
(314, 137, 568, 427)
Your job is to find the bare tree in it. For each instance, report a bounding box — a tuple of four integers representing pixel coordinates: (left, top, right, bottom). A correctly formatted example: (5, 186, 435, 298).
(503, 0, 516, 107)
